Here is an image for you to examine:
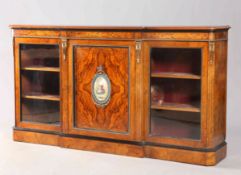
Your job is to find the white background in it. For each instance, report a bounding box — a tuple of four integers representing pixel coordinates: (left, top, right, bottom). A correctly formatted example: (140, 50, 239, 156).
(0, 0, 240, 174)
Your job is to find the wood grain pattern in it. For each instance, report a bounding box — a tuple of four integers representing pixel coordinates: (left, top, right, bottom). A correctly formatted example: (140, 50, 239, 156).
(66, 40, 137, 141)
(144, 144, 226, 166)
(11, 25, 229, 42)
(13, 29, 61, 38)
(67, 31, 139, 39)
(60, 136, 144, 157)
(12, 26, 229, 165)
(206, 40, 228, 148)
(14, 129, 59, 146)
(142, 32, 210, 40)
(74, 46, 129, 133)
(13, 129, 226, 166)
(13, 29, 141, 40)
(214, 31, 228, 40)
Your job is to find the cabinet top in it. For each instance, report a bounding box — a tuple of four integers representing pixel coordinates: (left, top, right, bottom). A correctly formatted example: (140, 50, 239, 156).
(10, 25, 230, 31)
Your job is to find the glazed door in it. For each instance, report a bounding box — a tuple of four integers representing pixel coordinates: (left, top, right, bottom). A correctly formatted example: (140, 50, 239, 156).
(143, 41, 209, 148)
(66, 40, 138, 141)
(14, 38, 64, 132)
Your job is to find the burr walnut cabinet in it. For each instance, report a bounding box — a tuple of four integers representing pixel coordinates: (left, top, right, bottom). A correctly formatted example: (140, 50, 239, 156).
(11, 25, 230, 165)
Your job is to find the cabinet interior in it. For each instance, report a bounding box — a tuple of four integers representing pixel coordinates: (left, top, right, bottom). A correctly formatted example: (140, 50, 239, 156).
(150, 48, 202, 140)
(19, 44, 60, 124)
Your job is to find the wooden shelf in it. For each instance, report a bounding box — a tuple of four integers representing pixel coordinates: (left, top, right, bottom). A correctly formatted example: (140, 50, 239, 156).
(151, 102, 200, 113)
(151, 72, 201, 80)
(21, 66, 60, 72)
(22, 94, 60, 101)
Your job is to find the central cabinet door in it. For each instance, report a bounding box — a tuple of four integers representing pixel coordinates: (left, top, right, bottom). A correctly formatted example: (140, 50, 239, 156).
(66, 40, 137, 141)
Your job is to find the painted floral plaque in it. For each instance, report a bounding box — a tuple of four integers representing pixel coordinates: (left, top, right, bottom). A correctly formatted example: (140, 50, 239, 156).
(91, 66, 111, 107)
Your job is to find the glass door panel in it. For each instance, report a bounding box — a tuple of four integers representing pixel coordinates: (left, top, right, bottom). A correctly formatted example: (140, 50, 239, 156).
(20, 44, 60, 125)
(149, 47, 202, 140)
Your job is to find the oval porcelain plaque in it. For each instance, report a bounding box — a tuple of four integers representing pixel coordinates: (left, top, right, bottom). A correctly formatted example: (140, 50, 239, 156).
(92, 71, 111, 107)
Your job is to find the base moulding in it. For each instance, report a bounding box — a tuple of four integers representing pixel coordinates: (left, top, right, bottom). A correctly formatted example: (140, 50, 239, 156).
(13, 129, 226, 166)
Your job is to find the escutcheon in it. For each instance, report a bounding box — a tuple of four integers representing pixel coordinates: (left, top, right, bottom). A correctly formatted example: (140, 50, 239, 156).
(91, 65, 111, 107)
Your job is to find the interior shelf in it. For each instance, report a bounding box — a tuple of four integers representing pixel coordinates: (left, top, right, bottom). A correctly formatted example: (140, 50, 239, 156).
(151, 72, 201, 80)
(151, 102, 200, 113)
(22, 93, 60, 101)
(21, 66, 60, 72)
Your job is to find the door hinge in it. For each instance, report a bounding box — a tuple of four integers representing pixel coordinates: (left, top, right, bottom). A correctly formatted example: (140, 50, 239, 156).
(136, 41, 141, 63)
(209, 42, 215, 64)
(61, 38, 67, 61)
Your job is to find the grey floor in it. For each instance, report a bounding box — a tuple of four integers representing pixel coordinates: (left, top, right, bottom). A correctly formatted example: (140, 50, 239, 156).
(0, 119, 241, 175)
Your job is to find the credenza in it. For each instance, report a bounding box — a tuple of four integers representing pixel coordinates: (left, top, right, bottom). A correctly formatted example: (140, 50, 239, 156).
(11, 25, 230, 165)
